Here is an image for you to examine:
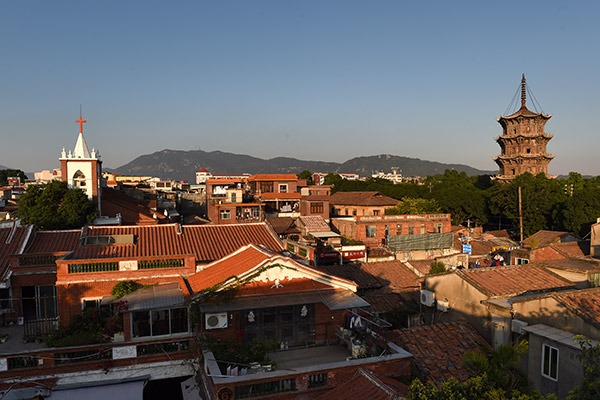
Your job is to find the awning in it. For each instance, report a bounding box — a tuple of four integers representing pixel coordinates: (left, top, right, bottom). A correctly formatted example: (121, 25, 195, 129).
(199, 290, 369, 313)
(310, 231, 341, 238)
(49, 379, 145, 400)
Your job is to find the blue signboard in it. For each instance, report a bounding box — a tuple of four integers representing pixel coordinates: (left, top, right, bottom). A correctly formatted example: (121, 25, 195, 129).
(462, 244, 472, 255)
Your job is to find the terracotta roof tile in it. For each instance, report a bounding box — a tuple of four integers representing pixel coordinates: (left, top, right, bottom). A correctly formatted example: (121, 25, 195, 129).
(101, 188, 166, 225)
(523, 230, 576, 248)
(0, 223, 32, 278)
(550, 241, 590, 258)
(361, 292, 416, 313)
(404, 260, 432, 276)
(298, 216, 330, 232)
(392, 322, 489, 384)
(265, 217, 300, 236)
(248, 174, 298, 181)
(71, 223, 283, 262)
(360, 261, 420, 293)
(458, 265, 575, 297)
(552, 288, 600, 330)
(25, 230, 81, 253)
(316, 368, 407, 400)
(316, 263, 383, 291)
(187, 245, 273, 292)
(330, 191, 398, 207)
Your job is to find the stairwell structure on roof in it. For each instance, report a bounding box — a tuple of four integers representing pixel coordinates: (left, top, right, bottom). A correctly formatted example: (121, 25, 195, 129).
(493, 74, 555, 181)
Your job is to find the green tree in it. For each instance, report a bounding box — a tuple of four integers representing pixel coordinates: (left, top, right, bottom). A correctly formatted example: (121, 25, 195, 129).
(0, 169, 28, 186)
(462, 340, 530, 394)
(386, 197, 441, 215)
(567, 336, 600, 400)
(488, 173, 565, 238)
(16, 181, 97, 230)
(297, 170, 314, 185)
(426, 170, 488, 226)
(559, 179, 600, 238)
(427, 261, 446, 275)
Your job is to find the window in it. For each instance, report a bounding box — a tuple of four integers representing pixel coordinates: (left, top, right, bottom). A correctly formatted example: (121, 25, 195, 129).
(366, 225, 376, 238)
(260, 182, 274, 193)
(515, 258, 529, 265)
(420, 224, 425, 234)
(373, 210, 380, 216)
(352, 209, 357, 216)
(408, 224, 414, 235)
(230, 192, 237, 203)
(396, 224, 402, 235)
(82, 298, 101, 310)
(73, 170, 86, 188)
(278, 184, 288, 193)
(220, 210, 231, 220)
(308, 373, 327, 388)
(132, 307, 189, 338)
(542, 344, 559, 381)
(435, 223, 443, 233)
(310, 202, 323, 214)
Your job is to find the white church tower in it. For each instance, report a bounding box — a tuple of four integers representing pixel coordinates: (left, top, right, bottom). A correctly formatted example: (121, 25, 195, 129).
(60, 114, 102, 212)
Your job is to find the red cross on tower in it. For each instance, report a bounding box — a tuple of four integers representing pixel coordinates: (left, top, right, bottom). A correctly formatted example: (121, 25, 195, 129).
(76, 116, 87, 133)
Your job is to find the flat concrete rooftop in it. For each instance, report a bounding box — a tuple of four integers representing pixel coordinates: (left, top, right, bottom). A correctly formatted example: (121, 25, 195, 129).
(269, 344, 351, 371)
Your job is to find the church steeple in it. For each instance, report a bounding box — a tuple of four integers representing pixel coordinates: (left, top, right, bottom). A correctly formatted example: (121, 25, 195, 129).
(60, 112, 103, 212)
(73, 114, 91, 158)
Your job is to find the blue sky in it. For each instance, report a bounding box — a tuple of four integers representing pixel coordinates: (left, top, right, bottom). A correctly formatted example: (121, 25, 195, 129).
(1, 1, 599, 175)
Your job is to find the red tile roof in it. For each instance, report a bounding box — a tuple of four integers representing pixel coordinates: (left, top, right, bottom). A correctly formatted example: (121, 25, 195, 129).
(551, 288, 600, 330)
(0, 222, 32, 279)
(458, 265, 575, 297)
(392, 322, 489, 384)
(25, 230, 81, 253)
(298, 216, 330, 232)
(550, 241, 590, 258)
(523, 230, 576, 248)
(316, 368, 407, 400)
(330, 191, 398, 207)
(248, 174, 298, 181)
(360, 261, 420, 293)
(317, 263, 383, 291)
(68, 223, 283, 262)
(265, 217, 300, 236)
(187, 244, 358, 293)
(404, 259, 432, 276)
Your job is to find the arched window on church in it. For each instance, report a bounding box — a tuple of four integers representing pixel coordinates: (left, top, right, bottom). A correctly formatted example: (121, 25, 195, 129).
(73, 170, 86, 188)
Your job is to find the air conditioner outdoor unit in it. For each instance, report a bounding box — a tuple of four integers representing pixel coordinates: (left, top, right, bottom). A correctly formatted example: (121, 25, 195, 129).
(205, 313, 228, 330)
(511, 319, 528, 334)
(420, 290, 436, 307)
(436, 298, 450, 312)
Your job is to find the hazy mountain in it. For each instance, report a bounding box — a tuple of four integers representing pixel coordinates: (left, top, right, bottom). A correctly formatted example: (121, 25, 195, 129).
(0, 165, 9, 170)
(111, 149, 495, 182)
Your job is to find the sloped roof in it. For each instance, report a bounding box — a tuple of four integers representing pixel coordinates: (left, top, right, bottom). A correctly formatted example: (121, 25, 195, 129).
(551, 288, 600, 330)
(403, 259, 432, 276)
(25, 229, 81, 253)
(550, 241, 590, 258)
(458, 265, 575, 298)
(265, 217, 300, 236)
(187, 244, 360, 295)
(298, 216, 330, 232)
(316, 368, 407, 400)
(329, 191, 398, 207)
(523, 230, 576, 248)
(360, 260, 420, 293)
(248, 174, 298, 181)
(69, 223, 283, 261)
(317, 263, 383, 291)
(538, 258, 600, 273)
(0, 222, 32, 279)
(392, 321, 489, 385)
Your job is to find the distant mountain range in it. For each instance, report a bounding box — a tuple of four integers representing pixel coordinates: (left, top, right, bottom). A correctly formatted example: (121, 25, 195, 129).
(111, 149, 495, 182)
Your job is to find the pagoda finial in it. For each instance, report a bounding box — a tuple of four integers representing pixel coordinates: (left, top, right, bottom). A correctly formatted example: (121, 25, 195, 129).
(521, 73, 527, 108)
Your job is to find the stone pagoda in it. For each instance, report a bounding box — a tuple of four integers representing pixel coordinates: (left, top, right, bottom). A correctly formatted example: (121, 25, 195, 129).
(493, 74, 554, 181)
